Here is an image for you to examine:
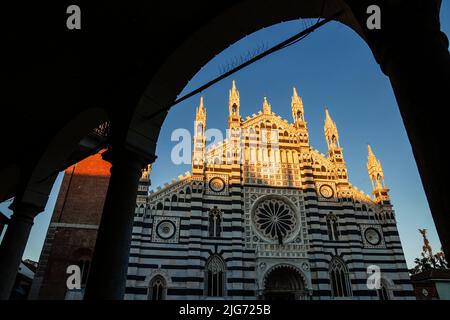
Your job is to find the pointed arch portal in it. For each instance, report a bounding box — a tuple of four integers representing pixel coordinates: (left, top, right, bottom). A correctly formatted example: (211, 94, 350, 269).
(263, 265, 308, 300)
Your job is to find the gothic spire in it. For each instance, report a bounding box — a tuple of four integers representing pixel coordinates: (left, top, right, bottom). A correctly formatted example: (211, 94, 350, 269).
(228, 80, 240, 128)
(229, 80, 240, 115)
(195, 96, 206, 123)
(263, 97, 271, 114)
(367, 144, 385, 190)
(324, 108, 340, 150)
(292, 86, 304, 123)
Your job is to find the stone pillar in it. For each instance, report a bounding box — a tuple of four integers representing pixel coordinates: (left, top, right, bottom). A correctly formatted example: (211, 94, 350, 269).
(363, 1, 450, 257)
(83, 147, 152, 300)
(0, 202, 42, 299)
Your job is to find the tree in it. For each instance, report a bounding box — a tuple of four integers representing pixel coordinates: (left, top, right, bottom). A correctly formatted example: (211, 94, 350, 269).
(410, 229, 449, 275)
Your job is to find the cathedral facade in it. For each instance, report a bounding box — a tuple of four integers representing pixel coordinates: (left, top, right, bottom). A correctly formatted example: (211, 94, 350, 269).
(125, 81, 414, 300)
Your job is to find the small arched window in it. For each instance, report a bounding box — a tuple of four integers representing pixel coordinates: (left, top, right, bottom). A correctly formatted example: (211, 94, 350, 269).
(326, 213, 339, 241)
(197, 123, 203, 135)
(156, 202, 163, 210)
(209, 207, 222, 237)
(329, 257, 351, 298)
(331, 135, 338, 146)
(171, 194, 178, 208)
(148, 275, 166, 300)
(205, 255, 226, 297)
(375, 173, 383, 188)
(164, 198, 170, 206)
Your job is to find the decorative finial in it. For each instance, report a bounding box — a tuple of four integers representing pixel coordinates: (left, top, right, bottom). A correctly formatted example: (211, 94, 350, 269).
(324, 107, 334, 128)
(196, 96, 206, 118)
(368, 144, 374, 157)
(263, 96, 271, 114)
(291, 86, 305, 124)
(367, 144, 386, 191)
(228, 80, 240, 121)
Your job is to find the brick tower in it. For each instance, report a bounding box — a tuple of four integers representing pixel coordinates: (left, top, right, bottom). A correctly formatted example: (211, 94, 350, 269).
(29, 151, 111, 299)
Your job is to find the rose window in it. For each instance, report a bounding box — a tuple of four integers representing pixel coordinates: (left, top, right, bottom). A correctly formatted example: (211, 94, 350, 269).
(253, 198, 297, 241)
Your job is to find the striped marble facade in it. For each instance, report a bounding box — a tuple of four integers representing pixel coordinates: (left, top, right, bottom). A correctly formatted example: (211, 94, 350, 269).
(125, 82, 414, 300)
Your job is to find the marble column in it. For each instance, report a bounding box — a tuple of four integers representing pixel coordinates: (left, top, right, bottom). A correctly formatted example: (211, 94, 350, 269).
(83, 147, 152, 300)
(0, 202, 42, 299)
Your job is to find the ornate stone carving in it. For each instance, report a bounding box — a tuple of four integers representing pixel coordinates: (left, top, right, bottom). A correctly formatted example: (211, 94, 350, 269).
(152, 216, 180, 243)
(360, 224, 385, 248)
(205, 174, 229, 195)
(253, 198, 297, 241)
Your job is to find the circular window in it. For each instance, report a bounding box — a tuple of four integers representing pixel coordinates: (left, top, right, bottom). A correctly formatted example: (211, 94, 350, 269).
(319, 184, 334, 199)
(156, 220, 176, 240)
(209, 177, 225, 193)
(364, 227, 381, 246)
(252, 196, 298, 242)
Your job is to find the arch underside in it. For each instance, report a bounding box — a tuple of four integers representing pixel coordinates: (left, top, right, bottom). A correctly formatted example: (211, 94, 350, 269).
(129, 0, 365, 157)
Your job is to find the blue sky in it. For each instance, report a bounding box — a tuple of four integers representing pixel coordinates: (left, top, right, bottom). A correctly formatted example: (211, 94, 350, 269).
(1, 4, 449, 269)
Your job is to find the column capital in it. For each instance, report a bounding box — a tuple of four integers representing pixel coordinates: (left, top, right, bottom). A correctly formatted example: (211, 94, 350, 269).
(101, 145, 157, 172)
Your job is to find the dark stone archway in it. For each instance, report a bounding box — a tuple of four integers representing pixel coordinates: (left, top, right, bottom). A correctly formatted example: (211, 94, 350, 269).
(263, 265, 307, 300)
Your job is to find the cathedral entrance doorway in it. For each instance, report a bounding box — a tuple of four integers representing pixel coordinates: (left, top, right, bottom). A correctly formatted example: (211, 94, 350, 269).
(263, 265, 308, 300)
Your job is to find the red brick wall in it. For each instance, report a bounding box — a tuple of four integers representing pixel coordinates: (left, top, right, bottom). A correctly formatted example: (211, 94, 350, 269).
(51, 151, 111, 225)
(35, 151, 111, 299)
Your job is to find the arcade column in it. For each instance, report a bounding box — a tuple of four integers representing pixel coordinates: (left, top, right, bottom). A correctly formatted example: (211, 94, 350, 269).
(0, 202, 42, 299)
(365, 0, 450, 258)
(84, 147, 153, 300)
